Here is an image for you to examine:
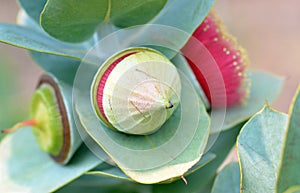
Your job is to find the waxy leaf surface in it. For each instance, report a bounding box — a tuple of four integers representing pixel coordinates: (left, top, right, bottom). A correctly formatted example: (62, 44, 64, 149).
(0, 129, 103, 193)
(277, 86, 300, 192)
(56, 175, 151, 193)
(218, 70, 284, 132)
(0, 24, 88, 60)
(211, 162, 240, 193)
(86, 152, 216, 183)
(76, 72, 210, 184)
(237, 105, 288, 193)
(40, 0, 167, 42)
(18, 0, 47, 23)
(125, 0, 215, 59)
(152, 123, 243, 193)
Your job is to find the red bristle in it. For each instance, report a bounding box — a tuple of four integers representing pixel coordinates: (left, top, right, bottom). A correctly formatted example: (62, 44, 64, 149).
(182, 11, 249, 107)
(96, 52, 136, 121)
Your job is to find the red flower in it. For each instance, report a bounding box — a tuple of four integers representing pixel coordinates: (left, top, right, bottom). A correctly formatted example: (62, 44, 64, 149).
(182, 11, 250, 108)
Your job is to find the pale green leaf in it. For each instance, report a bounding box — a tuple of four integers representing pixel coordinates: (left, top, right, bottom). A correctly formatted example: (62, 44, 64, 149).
(30, 52, 80, 84)
(211, 162, 240, 193)
(40, 0, 167, 42)
(124, 0, 215, 59)
(0, 53, 26, 142)
(277, 86, 300, 192)
(18, 0, 47, 23)
(56, 175, 151, 193)
(218, 70, 284, 132)
(283, 186, 300, 193)
(1, 0, 215, 63)
(0, 129, 102, 193)
(85, 153, 216, 183)
(237, 105, 288, 193)
(0, 24, 89, 61)
(152, 123, 244, 193)
(110, 0, 167, 28)
(171, 57, 284, 134)
(75, 71, 210, 184)
(16, 9, 82, 84)
(172, 54, 210, 108)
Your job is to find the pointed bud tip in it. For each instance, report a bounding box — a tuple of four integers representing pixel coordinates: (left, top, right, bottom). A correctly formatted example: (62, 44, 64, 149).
(165, 101, 174, 109)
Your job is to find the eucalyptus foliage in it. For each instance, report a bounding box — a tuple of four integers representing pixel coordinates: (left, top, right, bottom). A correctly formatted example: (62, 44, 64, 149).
(0, 0, 298, 193)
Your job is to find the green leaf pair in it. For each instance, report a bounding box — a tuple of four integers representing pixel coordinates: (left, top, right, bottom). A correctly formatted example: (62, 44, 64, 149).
(277, 87, 300, 192)
(1, 0, 216, 63)
(41, 0, 168, 42)
(211, 162, 240, 193)
(0, 128, 101, 193)
(238, 105, 288, 193)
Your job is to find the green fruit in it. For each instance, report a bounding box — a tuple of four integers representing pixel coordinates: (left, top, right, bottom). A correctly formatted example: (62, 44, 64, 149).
(30, 74, 82, 164)
(30, 83, 63, 156)
(2, 74, 82, 164)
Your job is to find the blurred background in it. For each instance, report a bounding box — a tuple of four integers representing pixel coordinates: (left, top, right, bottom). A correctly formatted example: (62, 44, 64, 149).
(0, 0, 299, 139)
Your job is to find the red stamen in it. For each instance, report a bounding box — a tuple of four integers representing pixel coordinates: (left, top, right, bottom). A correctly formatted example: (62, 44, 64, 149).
(2, 120, 36, 134)
(97, 52, 137, 121)
(182, 11, 250, 107)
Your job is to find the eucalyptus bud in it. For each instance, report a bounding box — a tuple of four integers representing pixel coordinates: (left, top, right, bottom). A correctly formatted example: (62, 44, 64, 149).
(91, 47, 181, 135)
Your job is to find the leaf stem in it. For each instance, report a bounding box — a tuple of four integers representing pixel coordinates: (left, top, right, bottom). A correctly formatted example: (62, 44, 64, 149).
(2, 120, 36, 134)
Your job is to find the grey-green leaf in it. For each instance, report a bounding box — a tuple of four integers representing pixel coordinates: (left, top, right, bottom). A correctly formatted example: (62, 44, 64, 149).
(237, 105, 288, 193)
(85, 152, 216, 183)
(1, 0, 215, 63)
(41, 0, 107, 42)
(0, 129, 103, 193)
(172, 54, 210, 108)
(283, 186, 300, 193)
(30, 51, 80, 84)
(217, 70, 284, 132)
(277, 86, 300, 192)
(16, 9, 82, 84)
(124, 0, 215, 59)
(56, 175, 151, 193)
(75, 71, 210, 184)
(110, 0, 167, 28)
(18, 0, 47, 23)
(152, 123, 244, 193)
(87, 167, 131, 182)
(0, 53, 26, 142)
(211, 162, 240, 193)
(0, 24, 89, 60)
(168, 57, 284, 134)
(40, 0, 167, 42)
(150, 0, 214, 34)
